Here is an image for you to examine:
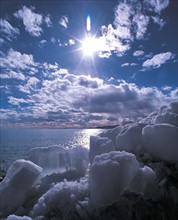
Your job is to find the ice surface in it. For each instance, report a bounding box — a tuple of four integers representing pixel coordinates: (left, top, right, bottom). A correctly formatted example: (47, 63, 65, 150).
(2, 102, 178, 219)
(154, 112, 178, 126)
(143, 124, 178, 163)
(6, 215, 32, 220)
(0, 160, 42, 217)
(89, 151, 158, 208)
(28, 145, 89, 176)
(115, 123, 145, 153)
(99, 126, 122, 144)
(89, 135, 114, 163)
(31, 178, 88, 218)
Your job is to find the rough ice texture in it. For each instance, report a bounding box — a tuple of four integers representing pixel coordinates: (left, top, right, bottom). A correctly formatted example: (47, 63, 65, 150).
(99, 126, 122, 144)
(31, 178, 88, 218)
(0, 160, 42, 217)
(6, 215, 32, 220)
(142, 124, 178, 163)
(28, 145, 89, 176)
(2, 102, 178, 219)
(115, 123, 145, 153)
(89, 135, 114, 163)
(154, 112, 178, 127)
(89, 151, 158, 208)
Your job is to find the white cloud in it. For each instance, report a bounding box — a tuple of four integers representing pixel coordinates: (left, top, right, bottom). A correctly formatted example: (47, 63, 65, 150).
(0, 70, 26, 80)
(151, 16, 165, 28)
(27, 77, 39, 85)
(2, 69, 177, 126)
(44, 15, 52, 27)
(68, 39, 75, 45)
(18, 77, 40, 94)
(133, 50, 144, 57)
(0, 38, 5, 45)
(121, 63, 129, 67)
(39, 39, 47, 47)
(14, 6, 43, 37)
(121, 62, 137, 67)
(52, 68, 69, 76)
(142, 52, 175, 69)
(162, 86, 172, 91)
(95, 24, 131, 58)
(133, 14, 150, 40)
(59, 16, 68, 29)
(0, 49, 36, 70)
(144, 0, 169, 14)
(8, 96, 29, 105)
(95, 0, 169, 58)
(0, 18, 19, 40)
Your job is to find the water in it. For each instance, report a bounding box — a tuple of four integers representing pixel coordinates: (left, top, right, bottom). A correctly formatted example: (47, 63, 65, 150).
(0, 128, 104, 171)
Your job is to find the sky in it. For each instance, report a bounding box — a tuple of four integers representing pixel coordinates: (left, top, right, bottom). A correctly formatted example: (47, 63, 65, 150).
(0, 0, 178, 128)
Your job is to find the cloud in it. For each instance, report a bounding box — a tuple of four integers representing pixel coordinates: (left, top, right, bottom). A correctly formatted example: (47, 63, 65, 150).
(44, 15, 52, 27)
(3, 69, 177, 127)
(18, 77, 40, 94)
(0, 18, 20, 41)
(51, 68, 69, 77)
(121, 62, 137, 67)
(142, 52, 175, 69)
(0, 49, 37, 70)
(39, 39, 47, 48)
(0, 70, 26, 80)
(68, 39, 75, 45)
(133, 50, 144, 57)
(0, 38, 5, 45)
(144, 0, 169, 14)
(161, 86, 172, 91)
(151, 16, 165, 28)
(14, 6, 43, 37)
(8, 96, 29, 105)
(95, 0, 169, 58)
(59, 16, 69, 28)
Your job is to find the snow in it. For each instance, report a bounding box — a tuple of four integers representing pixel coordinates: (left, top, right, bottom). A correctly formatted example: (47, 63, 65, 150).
(142, 124, 178, 163)
(28, 145, 89, 176)
(0, 160, 42, 217)
(89, 135, 114, 163)
(6, 215, 32, 220)
(1, 101, 178, 219)
(115, 123, 145, 153)
(31, 179, 88, 218)
(89, 151, 158, 208)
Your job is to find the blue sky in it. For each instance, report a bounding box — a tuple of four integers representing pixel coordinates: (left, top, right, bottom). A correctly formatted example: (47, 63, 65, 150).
(0, 0, 177, 128)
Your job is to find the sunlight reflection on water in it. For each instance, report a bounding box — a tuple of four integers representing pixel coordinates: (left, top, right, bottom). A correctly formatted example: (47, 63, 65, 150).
(0, 128, 104, 171)
(73, 129, 104, 149)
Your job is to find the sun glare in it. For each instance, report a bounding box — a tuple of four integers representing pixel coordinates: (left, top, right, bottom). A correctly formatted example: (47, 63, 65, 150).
(81, 37, 97, 57)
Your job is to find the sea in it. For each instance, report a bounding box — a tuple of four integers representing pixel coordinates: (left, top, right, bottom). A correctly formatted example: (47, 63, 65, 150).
(0, 128, 104, 171)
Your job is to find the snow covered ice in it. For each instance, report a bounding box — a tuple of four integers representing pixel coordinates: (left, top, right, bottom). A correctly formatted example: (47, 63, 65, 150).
(0, 160, 42, 217)
(89, 151, 158, 208)
(28, 145, 89, 176)
(0, 102, 178, 219)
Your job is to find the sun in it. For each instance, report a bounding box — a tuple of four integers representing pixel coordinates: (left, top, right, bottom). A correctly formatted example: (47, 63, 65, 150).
(81, 36, 97, 57)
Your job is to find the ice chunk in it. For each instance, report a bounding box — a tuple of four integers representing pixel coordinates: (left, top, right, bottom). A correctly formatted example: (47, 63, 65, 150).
(99, 126, 122, 145)
(28, 145, 89, 176)
(154, 112, 178, 127)
(130, 166, 158, 199)
(115, 123, 145, 153)
(166, 102, 178, 114)
(142, 124, 178, 163)
(89, 151, 158, 208)
(0, 160, 42, 217)
(139, 111, 158, 124)
(31, 179, 88, 218)
(89, 136, 114, 163)
(6, 215, 32, 220)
